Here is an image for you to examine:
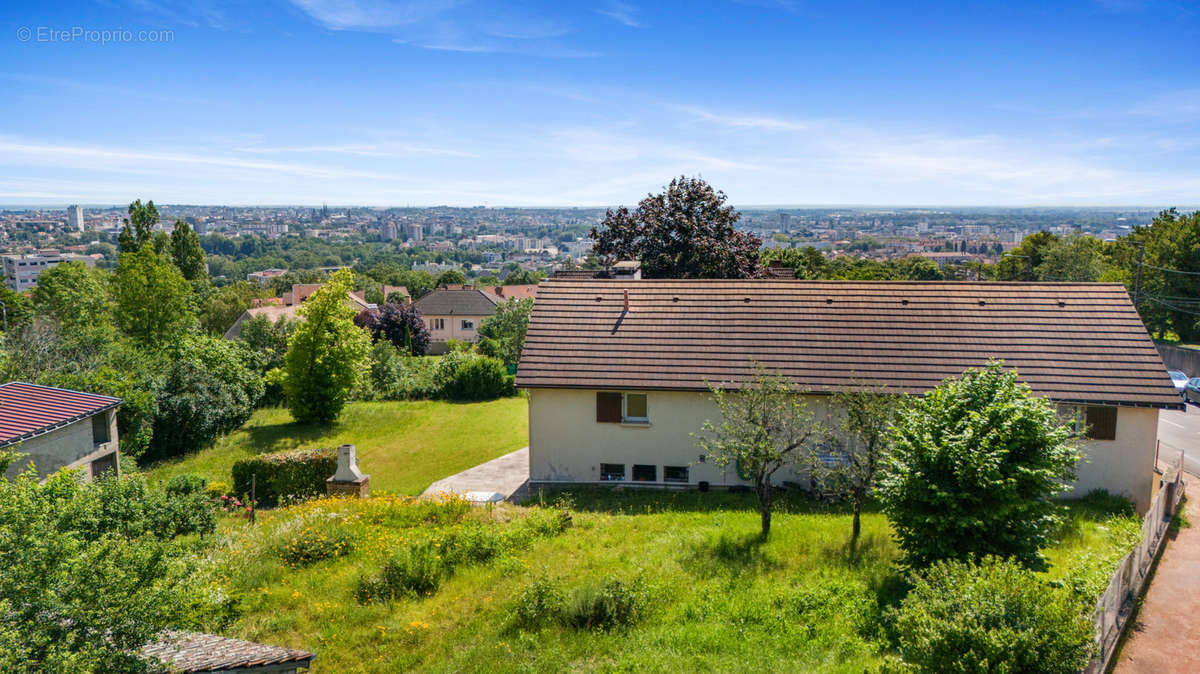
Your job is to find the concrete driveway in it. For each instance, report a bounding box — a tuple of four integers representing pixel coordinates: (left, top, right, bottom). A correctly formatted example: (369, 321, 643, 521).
(421, 447, 529, 503)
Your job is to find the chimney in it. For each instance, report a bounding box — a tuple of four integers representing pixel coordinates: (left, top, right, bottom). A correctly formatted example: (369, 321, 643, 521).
(326, 444, 370, 498)
(623, 288, 629, 312)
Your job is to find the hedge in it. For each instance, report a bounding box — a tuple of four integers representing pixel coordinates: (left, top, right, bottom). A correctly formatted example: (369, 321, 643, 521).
(231, 447, 337, 508)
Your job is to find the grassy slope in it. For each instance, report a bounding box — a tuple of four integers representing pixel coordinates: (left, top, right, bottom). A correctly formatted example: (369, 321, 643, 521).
(145, 397, 529, 496)
(195, 489, 1139, 673)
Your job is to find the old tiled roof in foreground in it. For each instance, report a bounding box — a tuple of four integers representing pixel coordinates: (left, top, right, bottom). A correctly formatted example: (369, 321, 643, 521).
(0, 382, 122, 448)
(515, 279, 1182, 408)
(143, 631, 314, 673)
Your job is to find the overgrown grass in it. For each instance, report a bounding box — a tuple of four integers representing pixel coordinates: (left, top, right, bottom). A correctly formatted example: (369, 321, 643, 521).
(182, 488, 1140, 672)
(144, 398, 528, 495)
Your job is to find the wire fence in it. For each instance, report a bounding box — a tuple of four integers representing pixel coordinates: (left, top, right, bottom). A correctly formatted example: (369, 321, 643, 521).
(1084, 451, 1186, 674)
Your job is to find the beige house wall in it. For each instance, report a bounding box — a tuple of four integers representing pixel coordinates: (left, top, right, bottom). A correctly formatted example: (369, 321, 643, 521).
(527, 388, 1160, 512)
(424, 314, 489, 343)
(3, 410, 119, 481)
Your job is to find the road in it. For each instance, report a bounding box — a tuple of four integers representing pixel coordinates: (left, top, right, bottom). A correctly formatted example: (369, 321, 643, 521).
(1157, 405, 1200, 475)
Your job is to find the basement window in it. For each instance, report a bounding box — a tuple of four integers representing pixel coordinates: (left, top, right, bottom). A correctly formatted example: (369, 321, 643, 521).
(1085, 405, 1118, 441)
(632, 464, 657, 482)
(600, 463, 626, 481)
(664, 466, 689, 483)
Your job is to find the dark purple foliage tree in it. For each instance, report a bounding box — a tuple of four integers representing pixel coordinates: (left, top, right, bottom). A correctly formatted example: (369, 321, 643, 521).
(355, 302, 430, 356)
(589, 176, 763, 278)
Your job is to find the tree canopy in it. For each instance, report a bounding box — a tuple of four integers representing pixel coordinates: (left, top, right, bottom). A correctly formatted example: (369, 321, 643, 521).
(591, 176, 763, 278)
(114, 246, 195, 347)
(476, 297, 533, 366)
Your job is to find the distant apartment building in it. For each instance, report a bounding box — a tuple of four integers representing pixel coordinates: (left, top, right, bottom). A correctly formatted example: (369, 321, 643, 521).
(3, 251, 63, 292)
(247, 268, 288, 285)
(406, 223, 424, 242)
(380, 222, 398, 241)
(67, 205, 84, 231)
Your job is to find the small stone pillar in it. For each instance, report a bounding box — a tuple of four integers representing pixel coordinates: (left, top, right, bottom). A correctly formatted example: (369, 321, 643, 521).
(326, 444, 370, 498)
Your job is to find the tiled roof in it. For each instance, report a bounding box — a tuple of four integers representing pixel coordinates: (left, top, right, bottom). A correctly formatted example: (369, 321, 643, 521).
(515, 279, 1182, 408)
(486, 284, 539, 301)
(143, 631, 314, 673)
(413, 289, 501, 316)
(0, 382, 121, 447)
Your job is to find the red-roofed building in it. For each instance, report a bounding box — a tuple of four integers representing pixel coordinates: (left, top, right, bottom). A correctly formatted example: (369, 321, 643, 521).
(0, 382, 122, 480)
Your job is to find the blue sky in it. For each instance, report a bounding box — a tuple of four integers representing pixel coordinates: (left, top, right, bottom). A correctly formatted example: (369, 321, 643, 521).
(2, 0, 1199, 207)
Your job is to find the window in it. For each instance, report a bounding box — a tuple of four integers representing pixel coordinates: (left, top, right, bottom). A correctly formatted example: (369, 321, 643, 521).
(632, 464, 657, 482)
(430, 318, 445, 331)
(623, 393, 648, 423)
(461, 319, 474, 330)
(91, 413, 110, 445)
(664, 466, 689, 483)
(596, 392, 649, 424)
(600, 463, 625, 481)
(1085, 405, 1118, 441)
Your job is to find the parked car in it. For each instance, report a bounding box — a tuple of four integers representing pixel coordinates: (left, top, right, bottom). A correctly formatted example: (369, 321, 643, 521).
(1169, 370, 1189, 396)
(1184, 377, 1200, 405)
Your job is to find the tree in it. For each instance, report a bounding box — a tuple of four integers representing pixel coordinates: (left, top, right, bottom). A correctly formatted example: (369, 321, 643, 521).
(591, 176, 763, 278)
(114, 246, 195, 347)
(822, 384, 908, 551)
(356, 302, 430, 356)
(199, 282, 259, 336)
(0, 468, 200, 673)
(31, 261, 115, 346)
(1119, 209, 1200, 340)
(0, 285, 33, 333)
(119, 199, 160, 253)
(283, 269, 371, 423)
(237, 314, 296, 372)
(169, 219, 207, 281)
(503, 269, 544, 285)
(876, 362, 1080, 570)
(995, 231, 1059, 281)
(1034, 233, 1109, 282)
(436, 269, 467, 287)
(145, 335, 264, 462)
(476, 297, 533, 366)
(475, 275, 501, 286)
(695, 366, 825, 537)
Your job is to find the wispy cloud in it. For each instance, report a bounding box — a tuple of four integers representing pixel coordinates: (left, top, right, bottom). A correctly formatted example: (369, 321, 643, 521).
(596, 1, 643, 28)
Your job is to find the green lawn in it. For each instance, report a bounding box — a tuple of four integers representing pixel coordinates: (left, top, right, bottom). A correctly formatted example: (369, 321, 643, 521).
(145, 397, 529, 496)
(185, 489, 1140, 673)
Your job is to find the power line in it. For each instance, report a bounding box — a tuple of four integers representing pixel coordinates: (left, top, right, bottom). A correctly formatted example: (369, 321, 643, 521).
(1143, 295, 1200, 317)
(1141, 262, 1200, 276)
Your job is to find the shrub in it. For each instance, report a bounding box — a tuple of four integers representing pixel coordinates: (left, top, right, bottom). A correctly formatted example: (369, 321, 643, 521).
(437, 353, 514, 401)
(152, 491, 218, 538)
(876, 362, 1080, 570)
(205, 481, 231, 499)
(363, 341, 440, 401)
(441, 523, 506, 568)
(280, 525, 356, 567)
(356, 543, 444, 604)
(509, 574, 566, 630)
(563, 576, 649, 630)
(231, 447, 337, 508)
(164, 473, 208, 497)
(891, 556, 1094, 674)
(261, 367, 287, 407)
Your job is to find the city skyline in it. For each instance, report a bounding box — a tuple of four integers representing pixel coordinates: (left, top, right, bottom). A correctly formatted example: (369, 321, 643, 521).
(3, 0, 1200, 207)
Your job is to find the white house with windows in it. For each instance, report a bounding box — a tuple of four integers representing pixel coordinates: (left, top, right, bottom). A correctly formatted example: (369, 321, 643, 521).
(515, 279, 1181, 513)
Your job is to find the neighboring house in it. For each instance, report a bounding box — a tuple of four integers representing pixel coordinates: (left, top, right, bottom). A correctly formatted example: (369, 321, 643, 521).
(223, 283, 371, 339)
(412, 288, 502, 352)
(484, 284, 539, 301)
(0, 382, 121, 481)
(516, 279, 1182, 513)
(144, 631, 314, 673)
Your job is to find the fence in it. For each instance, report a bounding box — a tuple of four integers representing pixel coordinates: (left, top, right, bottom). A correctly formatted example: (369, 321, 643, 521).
(1083, 452, 1187, 674)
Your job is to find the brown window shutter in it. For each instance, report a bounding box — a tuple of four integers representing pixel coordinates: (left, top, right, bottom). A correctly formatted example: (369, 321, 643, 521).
(1085, 406, 1118, 441)
(596, 392, 622, 423)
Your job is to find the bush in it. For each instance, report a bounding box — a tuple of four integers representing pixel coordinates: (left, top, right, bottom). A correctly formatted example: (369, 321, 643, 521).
(261, 367, 287, 407)
(164, 473, 207, 497)
(876, 362, 1080, 570)
(891, 556, 1094, 674)
(280, 525, 356, 567)
(356, 543, 444, 603)
(436, 353, 514, 401)
(441, 523, 506, 568)
(563, 576, 649, 630)
(362, 341, 440, 401)
(509, 574, 566, 631)
(231, 447, 337, 508)
(205, 481, 231, 499)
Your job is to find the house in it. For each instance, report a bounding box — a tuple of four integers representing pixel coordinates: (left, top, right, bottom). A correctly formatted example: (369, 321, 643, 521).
(484, 284, 539, 301)
(515, 279, 1182, 513)
(223, 283, 371, 339)
(412, 288, 501, 352)
(0, 382, 121, 480)
(143, 631, 314, 673)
